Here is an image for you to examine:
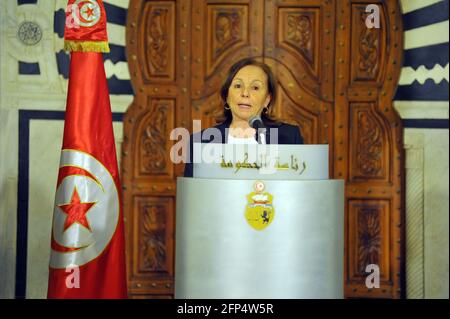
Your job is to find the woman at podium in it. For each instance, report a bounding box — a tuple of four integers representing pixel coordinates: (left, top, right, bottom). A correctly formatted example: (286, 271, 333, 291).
(184, 58, 304, 177)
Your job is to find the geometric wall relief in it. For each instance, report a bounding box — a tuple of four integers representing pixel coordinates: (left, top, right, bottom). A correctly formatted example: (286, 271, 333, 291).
(395, 0, 449, 103)
(4, 1, 63, 94)
(399, 63, 449, 86)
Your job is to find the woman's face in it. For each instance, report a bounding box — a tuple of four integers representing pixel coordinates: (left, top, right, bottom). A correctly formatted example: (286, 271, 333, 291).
(226, 65, 271, 123)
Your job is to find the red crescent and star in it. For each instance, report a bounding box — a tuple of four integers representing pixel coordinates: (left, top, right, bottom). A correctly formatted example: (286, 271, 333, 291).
(84, 6, 94, 18)
(58, 186, 96, 232)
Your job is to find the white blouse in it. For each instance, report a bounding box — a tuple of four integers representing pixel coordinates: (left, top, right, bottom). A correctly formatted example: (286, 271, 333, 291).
(227, 133, 261, 144)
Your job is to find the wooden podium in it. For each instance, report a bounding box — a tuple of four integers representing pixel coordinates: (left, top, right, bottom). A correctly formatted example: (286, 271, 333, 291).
(175, 177, 344, 298)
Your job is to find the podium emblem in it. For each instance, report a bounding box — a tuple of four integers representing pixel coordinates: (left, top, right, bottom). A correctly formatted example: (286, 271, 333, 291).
(245, 181, 275, 230)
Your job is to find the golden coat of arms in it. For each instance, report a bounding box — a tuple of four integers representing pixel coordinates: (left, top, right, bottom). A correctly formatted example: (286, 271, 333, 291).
(245, 181, 275, 230)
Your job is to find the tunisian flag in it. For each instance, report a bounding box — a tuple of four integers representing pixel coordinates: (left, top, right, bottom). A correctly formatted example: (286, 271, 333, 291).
(47, 0, 127, 298)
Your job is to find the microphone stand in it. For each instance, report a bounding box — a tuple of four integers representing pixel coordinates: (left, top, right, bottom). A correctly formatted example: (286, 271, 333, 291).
(257, 128, 266, 144)
(249, 116, 267, 144)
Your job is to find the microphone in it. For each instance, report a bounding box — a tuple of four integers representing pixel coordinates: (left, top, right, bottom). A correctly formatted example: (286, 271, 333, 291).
(248, 115, 266, 144)
(248, 115, 265, 130)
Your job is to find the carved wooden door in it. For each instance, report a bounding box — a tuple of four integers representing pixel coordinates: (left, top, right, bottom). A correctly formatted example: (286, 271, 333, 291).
(124, 0, 404, 299)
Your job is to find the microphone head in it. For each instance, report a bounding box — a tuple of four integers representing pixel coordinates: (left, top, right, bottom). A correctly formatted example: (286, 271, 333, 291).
(248, 115, 264, 129)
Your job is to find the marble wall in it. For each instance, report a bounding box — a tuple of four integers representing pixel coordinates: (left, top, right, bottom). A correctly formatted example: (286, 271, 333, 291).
(396, 0, 449, 299)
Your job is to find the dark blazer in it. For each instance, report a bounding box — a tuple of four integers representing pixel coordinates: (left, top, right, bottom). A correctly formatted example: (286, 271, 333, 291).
(183, 120, 304, 177)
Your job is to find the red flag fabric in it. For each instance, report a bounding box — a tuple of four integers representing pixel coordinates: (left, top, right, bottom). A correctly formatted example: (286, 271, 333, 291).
(64, 0, 109, 52)
(47, 0, 127, 299)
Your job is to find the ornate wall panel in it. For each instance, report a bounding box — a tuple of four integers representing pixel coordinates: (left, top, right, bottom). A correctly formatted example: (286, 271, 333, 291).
(124, 0, 190, 298)
(349, 103, 389, 182)
(350, 3, 386, 83)
(336, 0, 404, 298)
(135, 196, 174, 276)
(142, 2, 176, 82)
(348, 200, 392, 296)
(135, 98, 175, 178)
(278, 8, 320, 78)
(206, 5, 249, 77)
(264, 0, 335, 168)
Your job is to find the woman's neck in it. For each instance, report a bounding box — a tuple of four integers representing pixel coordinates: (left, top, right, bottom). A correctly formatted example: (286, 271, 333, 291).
(229, 118, 255, 138)
(230, 118, 251, 129)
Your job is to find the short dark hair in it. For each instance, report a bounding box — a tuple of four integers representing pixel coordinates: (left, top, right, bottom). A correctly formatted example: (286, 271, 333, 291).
(216, 58, 279, 125)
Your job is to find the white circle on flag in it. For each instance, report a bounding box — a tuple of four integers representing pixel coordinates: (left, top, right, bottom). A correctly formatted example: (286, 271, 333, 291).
(50, 149, 119, 269)
(72, 0, 101, 27)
